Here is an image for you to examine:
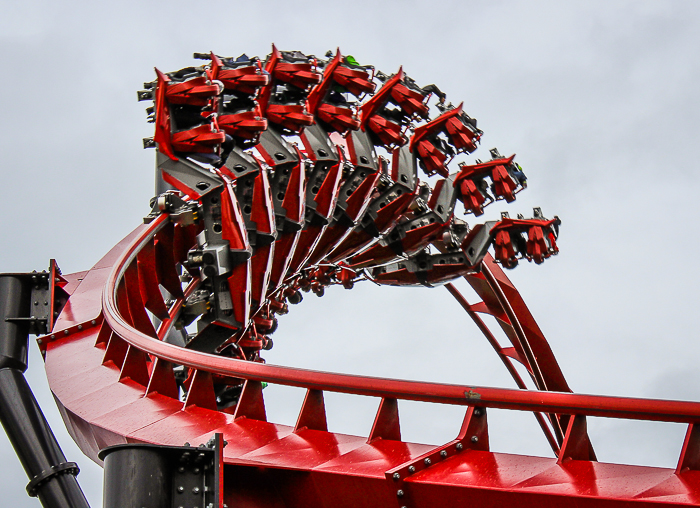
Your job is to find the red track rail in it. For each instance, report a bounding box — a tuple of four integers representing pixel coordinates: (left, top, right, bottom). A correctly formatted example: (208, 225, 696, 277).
(40, 214, 700, 507)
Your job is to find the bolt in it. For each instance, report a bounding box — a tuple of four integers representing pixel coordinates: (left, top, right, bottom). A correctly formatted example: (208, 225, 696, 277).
(192, 487, 200, 495)
(34, 301, 38, 306)
(440, 450, 447, 458)
(44, 301, 48, 306)
(91, 320, 96, 325)
(393, 472, 400, 481)
(471, 436, 479, 443)
(424, 458, 431, 466)
(177, 486, 184, 493)
(193, 468, 200, 474)
(456, 443, 463, 451)
(78, 324, 83, 330)
(51, 335, 55, 339)
(397, 490, 404, 498)
(474, 408, 483, 416)
(178, 467, 185, 473)
(408, 466, 415, 473)
(64, 330, 69, 335)
(37, 339, 42, 345)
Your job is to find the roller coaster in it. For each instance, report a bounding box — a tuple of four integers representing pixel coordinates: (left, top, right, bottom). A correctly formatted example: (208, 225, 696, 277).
(1, 46, 700, 507)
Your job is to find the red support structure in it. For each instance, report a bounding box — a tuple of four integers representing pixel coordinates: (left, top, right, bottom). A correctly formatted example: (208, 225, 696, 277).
(35, 215, 700, 506)
(678, 424, 700, 474)
(369, 398, 401, 443)
(233, 380, 267, 421)
(295, 389, 328, 432)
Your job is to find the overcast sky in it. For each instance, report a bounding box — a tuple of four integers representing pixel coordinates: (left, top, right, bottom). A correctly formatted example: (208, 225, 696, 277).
(2, 1, 700, 506)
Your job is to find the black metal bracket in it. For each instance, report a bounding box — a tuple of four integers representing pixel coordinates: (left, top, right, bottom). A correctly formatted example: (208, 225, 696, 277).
(3, 260, 69, 337)
(26, 461, 80, 497)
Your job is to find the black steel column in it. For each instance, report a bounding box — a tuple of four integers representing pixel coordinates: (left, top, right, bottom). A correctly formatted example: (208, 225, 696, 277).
(100, 437, 222, 508)
(0, 274, 90, 508)
(101, 446, 170, 508)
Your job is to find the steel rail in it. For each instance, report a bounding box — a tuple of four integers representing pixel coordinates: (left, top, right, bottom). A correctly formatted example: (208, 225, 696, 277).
(481, 260, 548, 392)
(480, 261, 568, 443)
(444, 282, 561, 455)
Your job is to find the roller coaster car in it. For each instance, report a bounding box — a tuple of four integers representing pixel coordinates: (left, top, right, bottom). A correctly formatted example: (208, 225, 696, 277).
(202, 52, 269, 95)
(217, 150, 278, 312)
(257, 140, 308, 296)
(258, 46, 321, 134)
(410, 104, 482, 177)
(325, 145, 418, 263)
(218, 105, 267, 148)
(289, 265, 334, 297)
(140, 45, 558, 383)
(307, 51, 376, 134)
(359, 68, 430, 149)
(217, 150, 276, 248)
(489, 209, 560, 268)
(283, 158, 344, 281)
(281, 262, 356, 304)
(330, 58, 376, 97)
(154, 164, 255, 353)
(269, 49, 322, 90)
(252, 306, 278, 335)
(161, 67, 220, 106)
(197, 52, 270, 146)
(335, 263, 357, 289)
(371, 249, 474, 287)
(370, 220, 476, 287)
(234, 326, 268, 353)
(145, 68, 225, 158)
(302, 129, 383, 267)
(454, 152, 525, 214)
(348, 175, 456, 269)
(169, 121, 226, 156)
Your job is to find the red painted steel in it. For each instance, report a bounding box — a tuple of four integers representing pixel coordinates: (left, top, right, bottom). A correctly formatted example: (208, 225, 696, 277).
(39, 215, 700, 507)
